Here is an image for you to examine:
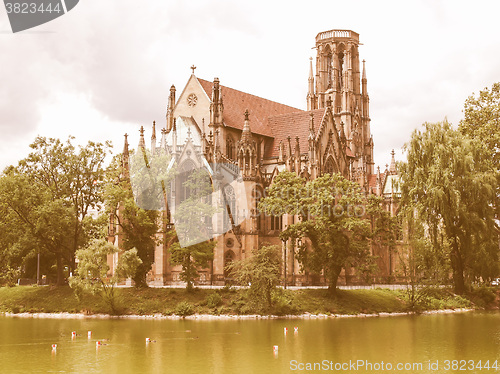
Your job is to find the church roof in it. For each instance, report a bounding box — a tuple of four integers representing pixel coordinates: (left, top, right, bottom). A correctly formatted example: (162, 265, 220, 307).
(265, 108, 326, 158)
(198, 78, 302, 138)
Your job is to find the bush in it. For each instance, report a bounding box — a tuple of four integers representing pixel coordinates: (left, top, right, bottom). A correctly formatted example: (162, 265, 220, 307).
(206, 293, 222, 308)
(175, 301, 194, 317)
(470, 287, 496, 307)
(271, 290, 300, 316)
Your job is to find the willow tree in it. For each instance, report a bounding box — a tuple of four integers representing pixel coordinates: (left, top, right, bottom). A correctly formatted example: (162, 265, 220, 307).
(259, 171, 371, 295)
(399, 121, 498, 294)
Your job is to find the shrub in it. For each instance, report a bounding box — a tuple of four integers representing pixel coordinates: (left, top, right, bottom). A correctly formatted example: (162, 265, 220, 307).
(206, 293, 222, 308)
(175, 301, 194, 317)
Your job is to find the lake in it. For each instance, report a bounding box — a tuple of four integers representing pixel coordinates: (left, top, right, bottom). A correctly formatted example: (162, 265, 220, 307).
(0, 312, 499, 373)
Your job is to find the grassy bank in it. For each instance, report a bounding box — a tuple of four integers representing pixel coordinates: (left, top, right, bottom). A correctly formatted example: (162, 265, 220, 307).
(0, 285, 497, 317)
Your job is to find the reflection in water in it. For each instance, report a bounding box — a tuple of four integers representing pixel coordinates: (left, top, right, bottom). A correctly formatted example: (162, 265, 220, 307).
(0, 313, 499, 374)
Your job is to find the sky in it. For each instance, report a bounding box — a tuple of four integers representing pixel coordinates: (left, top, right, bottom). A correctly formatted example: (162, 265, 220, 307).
(1, 0, 500, 171)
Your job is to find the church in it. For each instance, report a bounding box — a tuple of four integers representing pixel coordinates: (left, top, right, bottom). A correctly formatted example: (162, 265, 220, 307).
(108, 29, 401, 286)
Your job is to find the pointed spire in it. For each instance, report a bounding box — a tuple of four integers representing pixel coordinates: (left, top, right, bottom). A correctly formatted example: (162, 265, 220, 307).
(362, 59, 367, 80)
(340, 121, 346, 144)
(307, 57, 316, 111)
(160, 128, 167, 150)
(278, 140, 284, 163)
(166, 85, 176, 133)
(138, 126, 145, 149)
(122, 133, 130, 179)
(241, 109, 252, 144)
(389, 149, 397, 175)
(151, 121, 156, 155)
(309, 112, 315, 138)
(123, 133, 129, 157)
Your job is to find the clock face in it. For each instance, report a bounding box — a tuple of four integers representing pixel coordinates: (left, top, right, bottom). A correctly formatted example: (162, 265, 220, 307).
(187, 93, 198, 107)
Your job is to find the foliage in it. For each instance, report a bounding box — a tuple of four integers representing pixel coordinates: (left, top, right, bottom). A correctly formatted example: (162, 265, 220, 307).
(169, 168, 216, 291)
(104, 149, 172, 287)
(259, 171, 372, 295)
(227, 245, 281, 307)
(459, 82, 500, 169)
(0, 170, 75, 285)
(0, 137, 110, 285)
(399, 121, 498, 294)
(69, 239, 141, 314)
(205, 292, 223, 308)
(174, 301, 194, 316)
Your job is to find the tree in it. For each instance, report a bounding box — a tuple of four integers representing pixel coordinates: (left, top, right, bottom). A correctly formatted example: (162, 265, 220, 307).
(104, 151, 165, 288)
(399, 121, 498, 294)
(169, 168, 216, 291)
(227, 245, 281, 307)
(69, 239, 142, 314)
(17, 136, 111, 278)
(459, 82, 500, 221)
(0, 170, 75, 285)
(259, 171, 371, 295)
(459, 82, 500, 168)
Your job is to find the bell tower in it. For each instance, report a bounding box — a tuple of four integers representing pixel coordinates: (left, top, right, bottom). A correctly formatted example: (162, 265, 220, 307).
(308, 29, 373, 175)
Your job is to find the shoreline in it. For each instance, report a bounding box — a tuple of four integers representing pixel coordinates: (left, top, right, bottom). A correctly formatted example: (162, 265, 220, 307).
(1, 308, 475, 321)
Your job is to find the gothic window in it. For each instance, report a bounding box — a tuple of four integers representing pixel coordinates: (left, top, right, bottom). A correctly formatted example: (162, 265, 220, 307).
(270, 215, 283, 231)
(223, 184, 236, 231)
(224, 250, 235, 278)
(324, 156, 335, 175)
(226, 137, 234, 160)
(252, 186, 263, 231)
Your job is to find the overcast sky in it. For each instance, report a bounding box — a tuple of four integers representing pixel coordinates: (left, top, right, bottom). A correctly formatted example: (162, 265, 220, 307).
(1, 0, 499, 171)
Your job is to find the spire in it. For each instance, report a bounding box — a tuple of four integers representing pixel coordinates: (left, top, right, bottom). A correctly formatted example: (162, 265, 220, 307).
(210, 78, 223, 127)
(241, 109, 252, 143)
(362, 59, 367, 80)
(151, 121, 156, 155)
(138, 126, 145, 149)
(340, 121, 346, 144)
(389, 149, 397, 175)
(362, 59, 368, 98)
(122, 133, 130, 179)
(160, 128, 167, 150)
(278, 140, 284, 163)
(166, 85, 176, 133)
(307, 57, 316, 110)
(308, 112, 315, 138)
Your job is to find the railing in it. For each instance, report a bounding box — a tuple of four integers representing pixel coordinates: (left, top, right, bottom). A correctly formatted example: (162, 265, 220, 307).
(316, 29, 359, 42)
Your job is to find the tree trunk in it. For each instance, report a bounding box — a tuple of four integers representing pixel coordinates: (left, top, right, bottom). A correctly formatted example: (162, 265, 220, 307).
(55, 253, 65, 286)
(450, 237, 465, 294)
(327, 265, 343, 296)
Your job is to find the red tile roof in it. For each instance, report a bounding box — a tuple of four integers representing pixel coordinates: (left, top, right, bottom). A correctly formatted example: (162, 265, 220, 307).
(198, 78, 302, 138)
(265, 108, 326, 158)
(368, 173, 378, 189)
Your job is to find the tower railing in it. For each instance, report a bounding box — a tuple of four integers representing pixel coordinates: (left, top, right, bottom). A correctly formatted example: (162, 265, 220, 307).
(316, 29, 359, 43)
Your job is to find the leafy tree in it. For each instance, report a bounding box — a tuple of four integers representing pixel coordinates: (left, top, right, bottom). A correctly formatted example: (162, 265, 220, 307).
(17, 136, 111, 277)
(0, 170, 74, 285)
(259, 171, 371, 295)
(104, 150, 167, 288)
(169, 168, 216, 291)
(399, 121, 498, 294)
(459, 82, 500, 221)
(69, 239, 142, 314)
(227, 245, 281, 307)
(459, 82, 500, 168)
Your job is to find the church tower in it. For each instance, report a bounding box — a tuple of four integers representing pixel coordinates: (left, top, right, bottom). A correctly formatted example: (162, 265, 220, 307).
(308, 29, 374, 175)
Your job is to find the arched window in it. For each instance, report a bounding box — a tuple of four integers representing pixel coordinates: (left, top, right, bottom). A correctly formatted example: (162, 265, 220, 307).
(224, 250, 235, 279)
(226, 137, 234, 160)
(324, 156, 335, 175)
(223, 184, 236, 231)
